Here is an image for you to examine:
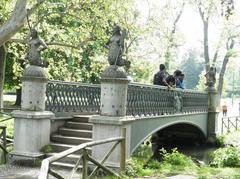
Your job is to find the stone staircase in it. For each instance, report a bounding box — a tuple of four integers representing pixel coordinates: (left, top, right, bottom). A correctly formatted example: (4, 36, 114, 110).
(47, 115, 93, 168)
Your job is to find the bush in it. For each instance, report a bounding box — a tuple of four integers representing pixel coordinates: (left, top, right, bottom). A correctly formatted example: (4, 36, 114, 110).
(210, 146, 240, 167)
(215, 135, 225, 147)
(160, 148, 195, 167)
(125, 158, 153, 177)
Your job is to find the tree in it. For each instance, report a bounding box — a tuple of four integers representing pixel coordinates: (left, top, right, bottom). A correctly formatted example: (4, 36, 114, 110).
(195, 0, 239, 103)
(0, 0, 45, 107)
(180, 48, 204, 89)
(2, 0, 137, 105)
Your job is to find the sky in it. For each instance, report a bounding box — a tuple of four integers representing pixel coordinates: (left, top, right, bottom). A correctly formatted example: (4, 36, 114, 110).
(134, 0, 239, 61)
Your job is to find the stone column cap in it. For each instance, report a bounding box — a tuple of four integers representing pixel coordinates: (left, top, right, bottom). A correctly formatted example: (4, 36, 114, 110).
(22, 65, 47, 82)
(101, 65, 128, 79)
(12, 110, 55, 119)
(89, 115, 135, 125)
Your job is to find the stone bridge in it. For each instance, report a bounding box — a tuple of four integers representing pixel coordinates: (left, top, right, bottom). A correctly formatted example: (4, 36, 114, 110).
(11, 66, 219, 168)
(43, 80, 218, 167)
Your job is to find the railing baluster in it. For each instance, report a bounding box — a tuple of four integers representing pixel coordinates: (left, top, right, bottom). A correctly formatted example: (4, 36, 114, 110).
(67, 155, 82, 179)
(82, 149, 88, 179)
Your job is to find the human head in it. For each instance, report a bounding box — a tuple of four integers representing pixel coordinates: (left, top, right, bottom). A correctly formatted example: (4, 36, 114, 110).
(179, 73, 185, 80)
(113, 25, 121, 35)
(30, 28, 38, 38)
(159, 64, 166, 71)
(174, 70, 182, 77)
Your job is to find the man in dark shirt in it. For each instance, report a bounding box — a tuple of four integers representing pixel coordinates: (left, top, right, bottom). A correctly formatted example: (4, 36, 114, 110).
(153, 64, 171, 88)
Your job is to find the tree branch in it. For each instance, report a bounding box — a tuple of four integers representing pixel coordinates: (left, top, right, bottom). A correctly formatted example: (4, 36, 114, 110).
(0, 0, 46, 46)
(9, 38, 84, 49)
(217, 38, 235, 98)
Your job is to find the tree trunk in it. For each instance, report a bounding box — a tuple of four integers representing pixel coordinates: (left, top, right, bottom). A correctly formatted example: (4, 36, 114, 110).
(0, 45, 6, 109)
(203, 20, 210, 72)
(217, 40, 235, 101)
(15, 88, 22, 106)
(0, 0, 27, 46)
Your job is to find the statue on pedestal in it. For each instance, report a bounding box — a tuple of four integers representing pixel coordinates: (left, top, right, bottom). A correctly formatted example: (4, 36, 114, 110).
(25, 11, 48, 67)
(205, 66, 216, 88)
(26, 29, 48, 67)
(105, 25, 130, 69)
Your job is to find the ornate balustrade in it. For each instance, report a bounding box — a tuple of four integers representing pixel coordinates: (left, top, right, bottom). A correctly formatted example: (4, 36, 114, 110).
(46, 81, 208, 116)
(45, 81, 101, 115)
(127, 83, 208, 116)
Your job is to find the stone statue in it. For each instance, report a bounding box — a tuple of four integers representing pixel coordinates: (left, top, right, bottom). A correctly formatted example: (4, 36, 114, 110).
(105, 25, 130, 68)
(174, 93, 182, 112)
(26, 29, 48, 67)
(205, 66, 216, 87)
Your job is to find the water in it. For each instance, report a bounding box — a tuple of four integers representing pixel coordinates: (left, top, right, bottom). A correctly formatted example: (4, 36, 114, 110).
(177, 145, 217, 165)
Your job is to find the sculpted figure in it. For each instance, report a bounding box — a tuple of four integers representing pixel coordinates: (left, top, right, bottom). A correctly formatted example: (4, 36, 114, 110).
(26, 29, 48, 67)
(106, 25, 130, 68)
(205, 66, 216, 87)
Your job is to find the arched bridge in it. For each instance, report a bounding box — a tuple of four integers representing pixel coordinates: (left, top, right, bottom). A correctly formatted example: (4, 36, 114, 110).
(45, 80, 216, 167)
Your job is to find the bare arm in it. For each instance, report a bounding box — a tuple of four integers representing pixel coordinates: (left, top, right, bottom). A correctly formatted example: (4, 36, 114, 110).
(39, 39, 48, 51)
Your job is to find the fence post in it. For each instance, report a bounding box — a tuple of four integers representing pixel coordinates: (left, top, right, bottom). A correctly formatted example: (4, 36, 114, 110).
(120, 128, 126, 172)
(82, 149, 88, 179)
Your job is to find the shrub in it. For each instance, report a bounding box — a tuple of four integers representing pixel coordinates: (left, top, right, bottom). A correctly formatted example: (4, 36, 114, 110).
(210, 146, 240, 167)
(125, 158, 153, 177)
(160, 148, 195, 167)
(215, 135, 225, 147)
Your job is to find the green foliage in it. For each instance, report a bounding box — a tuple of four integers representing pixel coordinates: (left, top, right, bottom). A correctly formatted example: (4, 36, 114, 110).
(210, 146, 240, 167)
(215, 135, 225, 147)
(180, 48, 204, 89)
(40, 145, 54, 153)
(160, 148, 197, 168)
(125, 158, 154, 177)
(132, 143, 152, 159)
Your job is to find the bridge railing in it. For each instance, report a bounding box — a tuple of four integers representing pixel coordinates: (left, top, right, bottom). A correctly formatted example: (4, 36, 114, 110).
(46, 80, 101, 116)
(127, 83, 208, 116)
(46, 81, 208, 117)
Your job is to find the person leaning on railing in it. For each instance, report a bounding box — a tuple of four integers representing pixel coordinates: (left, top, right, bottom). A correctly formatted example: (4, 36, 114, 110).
(153, 64, 171, 89)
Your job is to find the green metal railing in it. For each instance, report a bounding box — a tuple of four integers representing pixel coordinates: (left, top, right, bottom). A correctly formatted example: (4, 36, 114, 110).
(45, 81, 209, 117)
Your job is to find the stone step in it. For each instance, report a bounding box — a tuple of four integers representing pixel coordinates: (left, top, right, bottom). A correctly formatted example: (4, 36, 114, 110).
(59, 127, 92, 138)
(49, 143, 92, 154)
(47, 153, 82, 165)
(50, 143, 77, 153)
(51, 135, 92, 145)
(65, 121, 93, 130)
(72, 115, 91, 123)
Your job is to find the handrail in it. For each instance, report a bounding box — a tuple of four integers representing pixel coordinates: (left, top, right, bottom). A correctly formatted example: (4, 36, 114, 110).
(0, 125, 7, 163)
(0, 111, 13, 123)
(38, 136, 125, 179)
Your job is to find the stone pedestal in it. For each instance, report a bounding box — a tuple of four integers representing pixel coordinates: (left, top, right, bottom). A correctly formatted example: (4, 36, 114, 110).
(90, 65, 131, 168)
(90, 116, 134, 168)
(11, 110, 54, 159)
(206, 87, 219, 143)
(10, 65, 54, 162)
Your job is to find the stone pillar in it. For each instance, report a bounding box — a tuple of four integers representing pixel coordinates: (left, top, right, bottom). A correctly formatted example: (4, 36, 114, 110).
(11, 65, 54, 161)
(90, 65, 134, 168)
(206, 86, 219, 144)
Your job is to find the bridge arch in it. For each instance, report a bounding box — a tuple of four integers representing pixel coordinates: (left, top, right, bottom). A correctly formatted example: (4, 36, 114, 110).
(130, 113, 208, 154)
